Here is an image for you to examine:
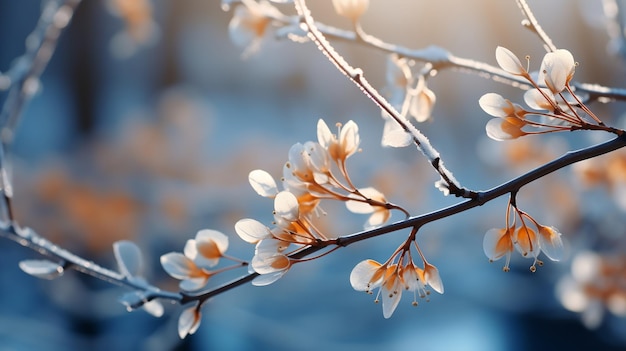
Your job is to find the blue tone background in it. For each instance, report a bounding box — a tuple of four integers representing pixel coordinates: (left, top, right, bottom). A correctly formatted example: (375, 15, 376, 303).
(0, 1, 625, 350)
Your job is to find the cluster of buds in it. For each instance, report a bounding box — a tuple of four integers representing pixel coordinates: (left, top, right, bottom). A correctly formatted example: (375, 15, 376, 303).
(480, 46, 610, 140)
(483, 197, 564, 272)
(236, 119, 402, 285)
(350, 234, 444, 318)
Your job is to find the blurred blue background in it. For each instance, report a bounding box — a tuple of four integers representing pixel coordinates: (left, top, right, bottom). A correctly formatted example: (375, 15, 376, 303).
(1, 0, 626, 350)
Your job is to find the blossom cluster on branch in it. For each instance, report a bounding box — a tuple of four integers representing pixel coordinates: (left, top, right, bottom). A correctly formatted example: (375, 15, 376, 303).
(2, 0, 626, 344)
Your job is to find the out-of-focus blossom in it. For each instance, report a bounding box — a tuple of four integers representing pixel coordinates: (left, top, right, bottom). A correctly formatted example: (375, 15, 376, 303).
(573, 153, 626, 211)
(332, 0, 369, 22)
(557, 251, 626, 329)
(409, 76, 436, 123)
(107, 0, 159, 58)
(178, 303, 202, 339)
(228, 0, 281, 57)
(113, 240, 164, 317)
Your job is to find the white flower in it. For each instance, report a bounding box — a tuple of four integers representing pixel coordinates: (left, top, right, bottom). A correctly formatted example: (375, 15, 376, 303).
(332, 0, 369, 22)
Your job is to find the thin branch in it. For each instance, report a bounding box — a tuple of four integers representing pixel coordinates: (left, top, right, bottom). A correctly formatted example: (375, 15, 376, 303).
(515, 0, 557, 52)
(0, 223, 182, 302)
(184, 134, 626, 304)
(293, 0, 476, 199)
(268, 4, 626, 102)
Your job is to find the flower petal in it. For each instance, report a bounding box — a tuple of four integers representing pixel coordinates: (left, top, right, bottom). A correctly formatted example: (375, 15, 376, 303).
(483, 227, 513, 261)
(340, 120, 360, 158)
(495, 46, 526, 75)
(479, 93, 511, 118)
(248, 169, 278, 197)
(424, 263, 444, 294)
(540, 49, 575, 94)
(350, 259, 382, 291)
(381, 273, 402, 319)
(194, 229, 229, 267)
(317, 119, 333, 149)
(19, 259, 64, 280)
(274, 191, 300, 222)
(235, 218, 271, 243)
(178, 304, 202, 339)
(160, 252, 195, 279)
(251, 270, 288, 286)
(113, 240, 143, 278)
(485, 117, 526, 141)
(537, 225, 565, 261)
(381, 113, 412, 148)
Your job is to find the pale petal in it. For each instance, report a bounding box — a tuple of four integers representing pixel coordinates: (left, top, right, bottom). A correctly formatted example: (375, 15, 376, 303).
(183, 239, 197, 260)
(556, 275, 588, 312)
(345, 199, 374, 214)
(385, 54, 411, 88)
(255, 238, 285, 255)
(409, 79, 436, 122)
(251, 270, 288, 286)
(485, 118, 525, 141)
(365, 209, 390, 229)
(539, 49, 575, 94)
(113, 240, 143, 278)
(537, 225, 564, 261)
(381, 276, 402, 319)
(19, 259, 64, 280)
(479, 93, 511, 117)
(248, 169, 278, 197)
(306, 141, 330, 174)
(340, 120, 360, 158)
(178, 305, 201, 339)
(483, 228, 511, 261)
(495, 46, 526, 75)
(332, 0, 370, 21)
(235, 218, 271, 243)
(424, 263, 444, 294)
(350, 259, 382, 291)
(274, 191, 300, 222)
(523, 88, 556, 111)
(143, 300, 164, 318)
(160, 252, 194, 279)
(346, 187, 385, 214)
(195, 229, 229, 267)
(251, 253, 290, 274)
(381, 114, 412, 148)
(179, 277, 208, 291)
(317, 119, 333, 149)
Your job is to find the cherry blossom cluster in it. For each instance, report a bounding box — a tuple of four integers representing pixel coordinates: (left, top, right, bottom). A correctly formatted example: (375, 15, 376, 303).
(350, 229, 444, 318)
(557, 251, 626, 329)
(483, 196, 564, 272)
(235, 119, 405, 285)
(480, 47, 612, 140)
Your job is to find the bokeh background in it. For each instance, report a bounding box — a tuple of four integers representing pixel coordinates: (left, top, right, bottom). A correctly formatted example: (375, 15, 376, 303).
(1, 0, 626, 350)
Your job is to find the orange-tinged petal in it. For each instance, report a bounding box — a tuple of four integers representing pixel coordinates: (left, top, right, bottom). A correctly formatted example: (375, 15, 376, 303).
(483, 228, 513, 261)
(537, 225, 564, 261)
(178, 304, 201, 339)
(350, 259, 383, 291)
(424, 263, 444, 294)
(515, 226, 538, 257)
